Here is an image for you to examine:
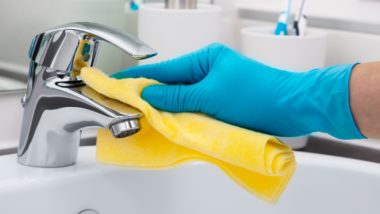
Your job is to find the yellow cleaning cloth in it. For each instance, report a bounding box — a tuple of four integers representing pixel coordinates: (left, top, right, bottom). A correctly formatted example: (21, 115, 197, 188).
(81, 67, 296, 203)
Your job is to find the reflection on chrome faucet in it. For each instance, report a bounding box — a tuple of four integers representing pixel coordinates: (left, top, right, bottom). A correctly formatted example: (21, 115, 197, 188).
(18, 22, 157, 168)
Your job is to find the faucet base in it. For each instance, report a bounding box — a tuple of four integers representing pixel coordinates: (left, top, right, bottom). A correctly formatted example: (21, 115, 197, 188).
(17, 159, 77, 168)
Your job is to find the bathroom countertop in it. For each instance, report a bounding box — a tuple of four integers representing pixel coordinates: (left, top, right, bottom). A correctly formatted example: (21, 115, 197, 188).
(312, 133, 380, 151)
(306, 135, 380, 164)
(0, 141, 17, 155)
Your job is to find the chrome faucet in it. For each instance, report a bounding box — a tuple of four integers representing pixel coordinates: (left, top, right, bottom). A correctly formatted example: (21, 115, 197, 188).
(18, 22, 157, 168)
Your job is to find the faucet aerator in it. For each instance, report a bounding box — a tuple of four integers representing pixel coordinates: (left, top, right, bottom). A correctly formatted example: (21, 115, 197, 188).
(110, 119, 141, 138)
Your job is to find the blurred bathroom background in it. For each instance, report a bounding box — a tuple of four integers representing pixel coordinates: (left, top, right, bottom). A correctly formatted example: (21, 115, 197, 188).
(1, 0, 380, 73)
(0, 0, 380, 148)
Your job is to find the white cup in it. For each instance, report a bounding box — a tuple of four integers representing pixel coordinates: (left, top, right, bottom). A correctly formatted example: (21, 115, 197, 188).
(138, 3, 221, 64)
(240, 26, 328, 149)
(240, 26, 327, 71)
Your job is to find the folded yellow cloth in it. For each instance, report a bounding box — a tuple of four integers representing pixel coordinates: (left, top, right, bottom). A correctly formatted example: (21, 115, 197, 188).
(81, 67, 296, 203)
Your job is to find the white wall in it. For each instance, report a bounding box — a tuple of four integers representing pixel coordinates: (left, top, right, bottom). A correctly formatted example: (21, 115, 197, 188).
(238, 0, 380, 25)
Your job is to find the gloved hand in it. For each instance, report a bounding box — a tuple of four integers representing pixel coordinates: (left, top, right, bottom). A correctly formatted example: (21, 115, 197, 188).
(112, 43, 364, 139)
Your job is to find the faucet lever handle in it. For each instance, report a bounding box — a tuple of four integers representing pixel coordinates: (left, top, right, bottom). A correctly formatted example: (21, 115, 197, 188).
(29, 22, 157, 73)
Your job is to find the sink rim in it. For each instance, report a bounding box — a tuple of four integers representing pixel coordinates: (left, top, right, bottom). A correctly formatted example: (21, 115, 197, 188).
(1, 146, 380, 190)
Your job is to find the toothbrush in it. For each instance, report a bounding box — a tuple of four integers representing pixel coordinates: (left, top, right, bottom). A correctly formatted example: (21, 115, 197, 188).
(129, 0, 142, 11)
(274, 0, 292, 36)
(293, 0, 307, 36)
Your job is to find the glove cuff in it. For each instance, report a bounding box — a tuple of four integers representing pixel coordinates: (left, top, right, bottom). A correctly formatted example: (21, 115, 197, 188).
(309, 63, 365, 139)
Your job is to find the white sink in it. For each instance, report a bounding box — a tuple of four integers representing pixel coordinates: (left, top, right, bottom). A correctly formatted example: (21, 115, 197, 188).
(1, 146, 380, 214)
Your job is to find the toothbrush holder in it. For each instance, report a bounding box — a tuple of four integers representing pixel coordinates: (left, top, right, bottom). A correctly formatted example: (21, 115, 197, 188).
(240, 26, 327, 71)
(240, 26, 328, 149)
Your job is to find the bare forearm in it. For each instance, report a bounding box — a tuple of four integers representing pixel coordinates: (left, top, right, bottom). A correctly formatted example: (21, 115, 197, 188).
(350, 62, 380, 138)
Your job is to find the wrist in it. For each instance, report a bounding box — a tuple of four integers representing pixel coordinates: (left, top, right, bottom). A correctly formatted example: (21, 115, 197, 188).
(349, 62, 380, 138)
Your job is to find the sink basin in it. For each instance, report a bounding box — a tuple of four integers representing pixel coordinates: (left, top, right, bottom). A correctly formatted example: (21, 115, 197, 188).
(1, 146, 380, 214)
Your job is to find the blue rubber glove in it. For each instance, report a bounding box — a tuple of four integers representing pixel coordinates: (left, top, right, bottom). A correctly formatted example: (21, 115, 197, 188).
(112, 43, 364, 139)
